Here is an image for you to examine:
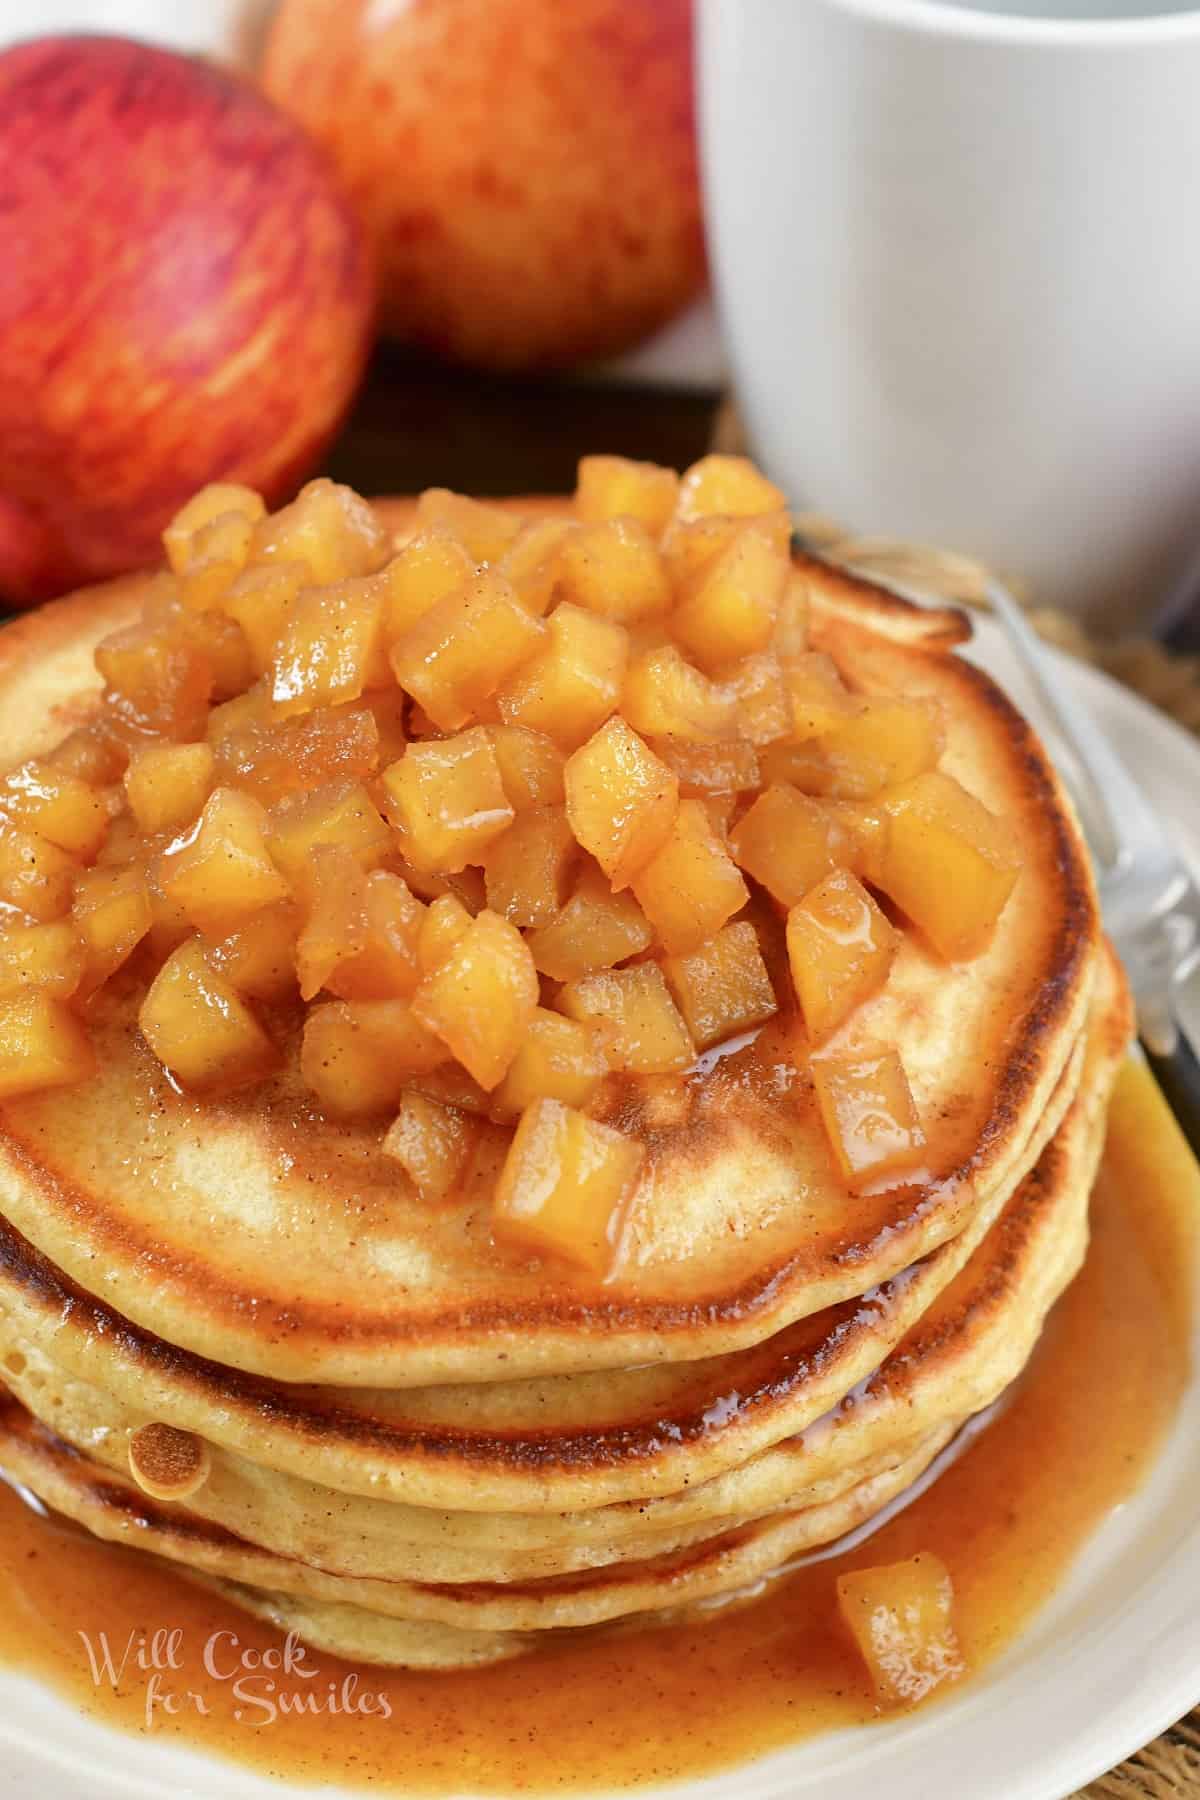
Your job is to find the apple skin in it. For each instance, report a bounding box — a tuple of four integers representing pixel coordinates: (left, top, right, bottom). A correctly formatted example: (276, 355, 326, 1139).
(0, 35, 375, 607)
(261, 0, 704, 371)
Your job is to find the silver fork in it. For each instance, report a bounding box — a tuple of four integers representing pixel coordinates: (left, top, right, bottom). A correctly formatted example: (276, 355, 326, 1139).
(985, 578, 1200, 1145)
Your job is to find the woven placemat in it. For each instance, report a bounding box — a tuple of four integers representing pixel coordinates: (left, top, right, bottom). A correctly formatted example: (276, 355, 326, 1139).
(713, 398, 1200, 1794)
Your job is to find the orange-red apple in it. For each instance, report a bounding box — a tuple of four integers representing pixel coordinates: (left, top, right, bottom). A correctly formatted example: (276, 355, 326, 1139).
(260, 0, 703, 370)
(0, 35, 375, 607)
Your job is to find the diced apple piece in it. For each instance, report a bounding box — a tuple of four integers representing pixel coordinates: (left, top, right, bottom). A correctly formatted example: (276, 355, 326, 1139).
(380, 729, 514, 874)
(173, 608, 255, 702)
(486, 725, 566, 810)
(558, 517, 672, 624)
(652, 735, 761, 795)
(575, 455, 679, 536)
(0, 760, 108, 859)
(662, 920, 778, 1051)
(381, 528, 477, 640)
(729, 785, 848, 909)
(672, 520, 788, 670)
(773, 571, 810, 659)
(814, 698, 945, 800)
(252, 478, 389, 583)
(175, 511, 256, 612)
(140, 937, 278, 1094)
(72, 864, 153, 993)
(46, 726, 128, 786)
(497, 519, 575, 617)
(415, 488, 522, 564)
(365, 689, 408, 767)
(623, 646, 736, 743)
(496, 603, 628, 749)
(143, 859, 194, 962)
(406, 1061, 492, 1117)
(0, 819, 75, 920)
(301, 999, 446, 1116)
(875, 771, 1020, 960)
(390, 570, 545, 731)
(702, 792, 738, 838)
(564, 718, 678, 890)
(675, 453, 788, 522)
(661, 508, 789, 590)
(412, 909, 538, 1089)
(295, 845, 370, 1001)
(264, 782, 392, 889)
(124, 743, 215, 835)
(817, 800, 887, 888)
(220, 560, 306, 677)
(492, 1098, 644, 1275)
(206, 683, 273, 746)
(326, 871, 424, 1001)
(158, 788, 289, 937)
(214, 706, 379, 805)
(721, 652, 791, 745)
(526, 863, 653, 981)
(96, 621, 212, 743)
(0, 993, 94, 1100)
(204, 901, 300, 1001)
(783, 651, 860, 741)
(811, 1049, 927, 1187)
(631, 799, 748, 954)
(399, 861, 487, 914)
(787, 870, 898, 1041)
(458, 1118, 516, 1207)
(483, 806, 577, 927)
(557, 963, 694, 1074)
(417, 894, 475, 974)
(836, 1554, 964, 1708)
(383, 1092, 476, 1201)
(269, 574, 388, 718)
(660, 512, 743, 589)
(0, 920, 85, 1000)
(97, 811, 143, 869)
(490, 1008, 610, 1122)
(164, 482, 265, 575)
(759, 738, 836, 795)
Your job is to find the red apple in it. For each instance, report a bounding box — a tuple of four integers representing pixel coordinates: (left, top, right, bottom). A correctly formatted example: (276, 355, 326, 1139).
(260, 0, 703, 371)
(0, 35, 375, 607)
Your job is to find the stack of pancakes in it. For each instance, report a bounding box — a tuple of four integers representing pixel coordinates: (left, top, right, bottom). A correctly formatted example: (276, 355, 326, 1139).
(0, 526, 1126, 1669)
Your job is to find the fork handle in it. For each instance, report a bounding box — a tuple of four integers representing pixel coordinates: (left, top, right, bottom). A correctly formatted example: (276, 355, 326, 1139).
(1144, 1033, 1200, 1153)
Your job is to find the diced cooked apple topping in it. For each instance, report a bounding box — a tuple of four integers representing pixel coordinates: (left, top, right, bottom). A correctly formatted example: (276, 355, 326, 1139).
(557, 963, 694, 1075)
(382, 1091, 476, 1201)
(836, 1553, 965, 1708)
(0, 992, 95, 1099)
(492, 1098, 645, 1274)
(139, 937, 279, 1095)
(811, 1049, 927, 1187)
(787, 869, 898, 1042)
(663, 921, 777, 1051)
(0, 455, 1022, 1271)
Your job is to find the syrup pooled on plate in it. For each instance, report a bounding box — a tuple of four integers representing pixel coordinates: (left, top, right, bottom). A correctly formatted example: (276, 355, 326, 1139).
(0, 1059, 1192, 1795)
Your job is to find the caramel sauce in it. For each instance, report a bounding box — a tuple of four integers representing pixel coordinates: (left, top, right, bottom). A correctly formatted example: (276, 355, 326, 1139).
(0, 1059, 1194, 1794)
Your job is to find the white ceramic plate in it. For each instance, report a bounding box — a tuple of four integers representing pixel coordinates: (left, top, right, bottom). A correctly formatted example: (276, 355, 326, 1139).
(1, 621, 1198, 1800)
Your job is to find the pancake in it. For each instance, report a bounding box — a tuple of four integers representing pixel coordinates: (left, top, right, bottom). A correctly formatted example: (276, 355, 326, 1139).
(0, 468, 1127, 1682)
(0, 1390, 948, 1635)
(0, 999, 1089, 1515)
(0, 944, 1124, 1594)
(0, 523, 1099, 1390)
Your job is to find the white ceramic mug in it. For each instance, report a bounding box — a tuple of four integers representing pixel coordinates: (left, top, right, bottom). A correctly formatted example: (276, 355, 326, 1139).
(699, 0, 1200, 627)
